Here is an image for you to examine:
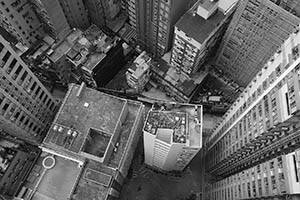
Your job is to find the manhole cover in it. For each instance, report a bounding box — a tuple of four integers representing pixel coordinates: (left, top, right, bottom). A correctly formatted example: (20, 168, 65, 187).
(43, 156, 55, 169)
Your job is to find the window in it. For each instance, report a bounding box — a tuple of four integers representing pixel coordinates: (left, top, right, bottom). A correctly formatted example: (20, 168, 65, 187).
(2, 51, 11, 63)
(6, 58, 17, 74)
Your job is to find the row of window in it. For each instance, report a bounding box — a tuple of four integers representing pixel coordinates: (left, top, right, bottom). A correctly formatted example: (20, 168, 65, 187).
(208, 67, 300, 168)
(208, 40, 300, 149)
(0, 45, 56, 113)
(209, 151, 300, 200)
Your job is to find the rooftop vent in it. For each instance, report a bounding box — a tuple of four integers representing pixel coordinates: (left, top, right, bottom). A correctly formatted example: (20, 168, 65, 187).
(58, 127, 63, 132)
(72, 131, 78, 137)
(53, 125, 58, 131)
(67, 129, 72, 135)
(76, 82, 86, 98)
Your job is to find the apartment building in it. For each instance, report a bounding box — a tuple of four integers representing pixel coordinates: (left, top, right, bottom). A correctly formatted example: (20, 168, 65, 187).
(205, 24, 300, 178)
(57, 0, 90, 30)
(170, 0, 234, 75)
(143, 103, 202, 171)
(126, 51, 151, 93)
(0, 0, 45, 47)
(125, 0, 195, 57)
(0, 35, 57, 145)
(215, 0, 300, 87)
(208, 149, 300, 200)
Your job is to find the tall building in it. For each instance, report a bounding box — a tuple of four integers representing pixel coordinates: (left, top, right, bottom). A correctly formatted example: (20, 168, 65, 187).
(34, 83, 145, 200)
(170, 0, 234, 75)
(0, 35, 57, 144)
(57, 0, 90, 30)
(215, 0, 300, 87)
(205, 24, 300, 180)
(125, 0, 196, 57)
(208, 149, 300, 200)
(84, 0, 121, 28)
(30, 0, 71, 40)
(0, 0, 45, 47)
(269, 0, 300, 18)
(0, 136, 40, 197)
(143, 103, 202, 171)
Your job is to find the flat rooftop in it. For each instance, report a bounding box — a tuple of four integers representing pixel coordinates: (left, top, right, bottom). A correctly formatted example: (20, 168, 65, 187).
(43, 83, 127, 154)
(144, 103, 203, 147)
(41, 84, 144, 199)
(25, 153, 81, 200)
(49, 29, 82, 63)
(66, 24, 120, 71)
(151, 59, 198, 97)
(176, 8, 225, 43)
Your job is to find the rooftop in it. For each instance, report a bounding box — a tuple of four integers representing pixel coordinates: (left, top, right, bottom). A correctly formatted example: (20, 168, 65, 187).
(128, 51, 151, 78)
(66, 25, 120, 72)
(198, 0, 217, 11)
(175, 7, 225, 43)
(49, 29, 82, 63)
(144, 103, 203, 147)
(43, 83, 127, 155)
(25, 153, 81, 200)
(151, 59, 198, 97)
(41, 83, 144, 199)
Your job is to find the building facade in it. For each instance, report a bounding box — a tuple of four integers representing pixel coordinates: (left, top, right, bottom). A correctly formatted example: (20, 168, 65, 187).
(0, 0, 45, 47)
(208, 149, 300, 200)
(30, 0, 70, 40)
(84, 0, 121, 28)
(57, 0, 90, 30)
(0, 35, 57, 145)
(0, 136, 40, 198)
(205, 24, 300, 179)
(125, 0, 196, 57)
(170, 0, 234, 75)
(143, 103, 202, 171)
(215, 0, 300, 87)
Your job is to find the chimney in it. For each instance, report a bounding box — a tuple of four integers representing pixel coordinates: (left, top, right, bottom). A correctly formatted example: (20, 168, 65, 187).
(76, 82, 86, 98)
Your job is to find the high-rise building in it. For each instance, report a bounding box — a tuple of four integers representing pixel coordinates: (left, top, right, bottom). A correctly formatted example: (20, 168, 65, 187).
(0, 0, 45, 47)
(0, 35, 57, 145)
(170, 0, 234, 75)
(143, 103, 202, 171)
(57, 0, 90, 30)
(30, 0, 71, 40)
(0, 136, 40, 198)
(125, 0, 196, 57)
(84, 0, 121, 28)
(269, 0, 300, 18)
(36, 83, 145, 200)
(208, 149, 300, 200)
(205, 25, 300, 179)
(215, 0, 300, 87)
